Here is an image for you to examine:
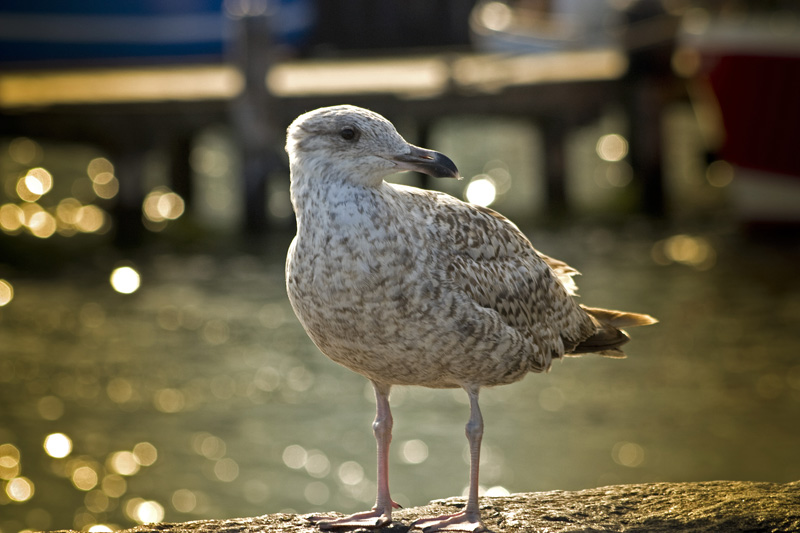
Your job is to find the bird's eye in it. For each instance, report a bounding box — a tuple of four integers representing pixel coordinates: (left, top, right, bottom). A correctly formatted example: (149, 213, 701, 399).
(340, 126, 358, 141)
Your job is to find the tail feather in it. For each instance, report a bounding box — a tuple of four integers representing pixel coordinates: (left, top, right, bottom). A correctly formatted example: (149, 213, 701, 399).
(567, 305, 657, 358)
(580, 305, 658, 328)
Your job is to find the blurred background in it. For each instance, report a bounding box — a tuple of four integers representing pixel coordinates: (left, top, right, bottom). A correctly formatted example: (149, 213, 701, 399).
(1, 1, 799, 532)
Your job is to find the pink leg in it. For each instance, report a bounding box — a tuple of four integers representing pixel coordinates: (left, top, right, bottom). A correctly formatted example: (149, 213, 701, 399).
(309, 381, 398, 530)
(412, 386, 486, 532)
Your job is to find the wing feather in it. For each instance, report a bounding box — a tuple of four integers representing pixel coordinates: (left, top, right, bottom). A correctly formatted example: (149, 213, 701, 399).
(424, 194, 595, 354)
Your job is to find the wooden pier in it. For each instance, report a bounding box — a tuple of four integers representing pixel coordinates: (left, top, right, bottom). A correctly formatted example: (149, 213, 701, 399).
(0, 19, 669, 238)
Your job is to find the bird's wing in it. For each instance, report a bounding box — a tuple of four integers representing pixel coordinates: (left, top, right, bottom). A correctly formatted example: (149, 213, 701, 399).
(420, 191, 595, 353)
(538, 252, 580, 295)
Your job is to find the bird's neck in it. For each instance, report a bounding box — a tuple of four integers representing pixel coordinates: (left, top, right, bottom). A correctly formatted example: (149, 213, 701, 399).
(290, 167, 386, 229)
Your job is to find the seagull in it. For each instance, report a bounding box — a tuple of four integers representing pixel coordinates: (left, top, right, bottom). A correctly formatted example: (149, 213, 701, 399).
(285, 105, 656, 532)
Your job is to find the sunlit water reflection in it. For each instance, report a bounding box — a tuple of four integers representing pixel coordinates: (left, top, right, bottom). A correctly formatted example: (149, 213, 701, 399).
(1, 228, 799, 532)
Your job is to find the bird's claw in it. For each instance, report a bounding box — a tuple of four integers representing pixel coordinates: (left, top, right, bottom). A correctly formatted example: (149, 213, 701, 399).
(307, 509, 391, 530)
(411, 511, 486, 533)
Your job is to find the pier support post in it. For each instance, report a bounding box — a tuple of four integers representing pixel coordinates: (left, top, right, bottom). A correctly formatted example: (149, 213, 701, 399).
(541, 117, 569, 217)
(229, 9, 281, 234)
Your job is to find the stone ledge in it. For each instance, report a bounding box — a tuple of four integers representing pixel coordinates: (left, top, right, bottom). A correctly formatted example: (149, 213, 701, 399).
(55, 480, 800, 533)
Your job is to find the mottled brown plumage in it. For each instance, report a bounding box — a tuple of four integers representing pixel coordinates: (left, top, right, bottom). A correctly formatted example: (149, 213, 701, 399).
(285, 105, 656, 532)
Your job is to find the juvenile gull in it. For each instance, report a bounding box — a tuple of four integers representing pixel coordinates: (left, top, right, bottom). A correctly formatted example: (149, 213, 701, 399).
(285, 105, 656, 532)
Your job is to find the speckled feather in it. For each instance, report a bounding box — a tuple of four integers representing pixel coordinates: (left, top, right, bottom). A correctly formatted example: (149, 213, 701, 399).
(285, 105, 655, 390)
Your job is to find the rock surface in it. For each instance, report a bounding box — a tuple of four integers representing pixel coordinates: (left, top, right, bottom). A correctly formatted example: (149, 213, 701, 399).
(56, 481, 800, 533)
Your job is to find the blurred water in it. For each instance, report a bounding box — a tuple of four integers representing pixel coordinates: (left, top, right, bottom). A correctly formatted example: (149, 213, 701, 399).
(1, 224, 799, 532)
(1, 101, 799, 531)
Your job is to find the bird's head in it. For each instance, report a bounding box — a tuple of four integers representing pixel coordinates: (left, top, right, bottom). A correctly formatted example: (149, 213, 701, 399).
(286, 105, 460, 187)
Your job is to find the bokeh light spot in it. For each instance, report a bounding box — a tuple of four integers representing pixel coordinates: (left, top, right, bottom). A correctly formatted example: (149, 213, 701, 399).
(612, 441, 645, 467)
(485, 485, 510, 496)
(92, 173, 120, 199)
(0, 279, 14, 306)
(479, 1, 513, 32)
(38, 396, 65, 420)
(107, 378, 134, 404)
(651, 234, 716, 270)
(337, 461, 364, 485)
(213, 457, 239, 482)
(0, 204, 24, 233)
(304, 450, 330, 478)
(706, 160, 734, 188)
(71, 465, 99, 491)
(400, 439, 429, 464)
(132, 500, 165, 524)
(171, 488, 197, 513)
(282, 444, 307, 469)
(132, 442, 158, 466)
(304, 481, 330, 506)
(28, 210, 57, 238)
(24, 168, 53, 196)
(465, 176, 497, 207)
(110, 266, 141, 294)
(85, 489, 110, 513)
(0, 444, 21, 480)
(87, 157, 114, 179)
(143, 188, 185, 226)
(6, 476, 34, 502)
(16, 176, 41, 202)
(44, 433, 72, 458)
(92, 171, 115, 185)
(56, 198, 81, 225)
(108, 451, 140, 476)
(154, 388, 186, 413)
(194, 434, 226, 460)
(596, 134, 629, 162)
(75, 205, 106, 233)
(101, 474, 127, 498)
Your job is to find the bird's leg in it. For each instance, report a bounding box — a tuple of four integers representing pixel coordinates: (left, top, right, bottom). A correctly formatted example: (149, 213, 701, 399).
(308, 381, 397, 530)
(373, 381, 400, 513)
(412, 386, 486, 532)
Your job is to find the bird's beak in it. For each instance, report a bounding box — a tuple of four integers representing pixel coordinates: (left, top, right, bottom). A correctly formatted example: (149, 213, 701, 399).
(391, 145, 461, 179)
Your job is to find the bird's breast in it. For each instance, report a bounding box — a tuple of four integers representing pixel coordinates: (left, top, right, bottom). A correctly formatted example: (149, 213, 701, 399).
(287, 195, 428, 316)
(286, 223, 440, 375)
